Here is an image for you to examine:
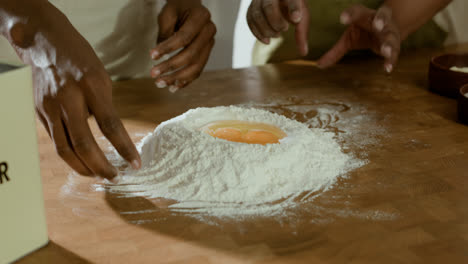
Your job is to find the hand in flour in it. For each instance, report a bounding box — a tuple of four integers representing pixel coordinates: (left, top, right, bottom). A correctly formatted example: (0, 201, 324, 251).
(1, 1, 141, 179)
(317, 5, 401, 73)
(247, 0, 309, 56)
(150, 0, 216, 92)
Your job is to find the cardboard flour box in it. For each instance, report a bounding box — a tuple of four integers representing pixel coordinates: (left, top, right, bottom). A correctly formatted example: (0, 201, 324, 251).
(0, 65, 48, 263)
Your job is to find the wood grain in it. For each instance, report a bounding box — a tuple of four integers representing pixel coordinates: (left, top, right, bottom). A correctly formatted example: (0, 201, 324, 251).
(16, 44, 468, 264)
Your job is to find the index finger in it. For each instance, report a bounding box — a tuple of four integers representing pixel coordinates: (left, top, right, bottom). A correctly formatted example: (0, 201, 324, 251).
(93, 107, 141, 170)
(293, 0, 309, 56)
(151, 6, 211, 60)
(84, 75, 141, 170)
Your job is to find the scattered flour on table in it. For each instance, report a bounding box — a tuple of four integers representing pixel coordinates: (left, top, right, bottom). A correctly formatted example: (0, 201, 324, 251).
(61, 98, 394, 224)
(105, 106, 365, 217)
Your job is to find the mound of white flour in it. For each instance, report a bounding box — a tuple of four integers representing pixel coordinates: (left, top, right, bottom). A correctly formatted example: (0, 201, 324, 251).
(108, 106, 364, 217)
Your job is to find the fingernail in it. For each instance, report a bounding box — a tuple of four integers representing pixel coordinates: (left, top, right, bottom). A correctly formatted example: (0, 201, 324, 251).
(381, 45, 392, 58)
(340, 13, 350, 25)
(169, 85, 179, 93)
(151, 68, 161, 78)
(385, 64, 393, 73)
(291, 11, 302, 23)
(131, 159, 141, 170)
(150, 50, 159, 60)
(374, 19, 384, 31)
(156, 80, 167, 88)
(262, 38, 270, 44)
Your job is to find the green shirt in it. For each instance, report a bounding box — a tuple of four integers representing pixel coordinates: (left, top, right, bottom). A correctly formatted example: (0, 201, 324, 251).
(253, 0, 446, 64)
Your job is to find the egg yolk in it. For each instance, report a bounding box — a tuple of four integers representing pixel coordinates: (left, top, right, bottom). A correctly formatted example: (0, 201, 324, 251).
(201, 120, 286, 145)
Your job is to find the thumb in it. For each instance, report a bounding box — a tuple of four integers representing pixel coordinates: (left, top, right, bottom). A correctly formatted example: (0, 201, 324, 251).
(317, 30, 350, 68)
(293, 0, 309, 56)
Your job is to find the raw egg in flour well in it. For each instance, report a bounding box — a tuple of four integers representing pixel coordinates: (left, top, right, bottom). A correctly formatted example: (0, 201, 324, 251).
(201, 120, 287, 145)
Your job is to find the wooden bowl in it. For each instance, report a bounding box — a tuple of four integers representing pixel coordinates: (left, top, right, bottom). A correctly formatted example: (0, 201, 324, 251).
(429, 53, 468, 98)
(458, 84, 468, 125)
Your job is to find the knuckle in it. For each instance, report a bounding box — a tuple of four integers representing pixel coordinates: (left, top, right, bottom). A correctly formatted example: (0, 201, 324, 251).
(99, 117, 121, 136)
(208, 22, 217, 36)
(176, 30, 192, 46)
(384, 30, 400, 43)
(158, 30, 172, 41)
(178, 80, 189, 88)
(252, 10, 263, 21)
(194, 70, 202, 79)
(73, 138, 92, 154)
(380, 6, 392, 17)
(262, 0, 274, 12)
(199, 7, 211, 21)
(186, 49, 197, 62)
(157, 43, 169, 54)
(167, 62, 177, 72)
(286, 0, 298, 11)
(348, 4, 363, 14)
(56, 145, 72, 159)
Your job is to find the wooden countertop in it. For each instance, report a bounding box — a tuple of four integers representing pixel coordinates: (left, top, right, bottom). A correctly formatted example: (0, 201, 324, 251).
(19, 44, 468, 263)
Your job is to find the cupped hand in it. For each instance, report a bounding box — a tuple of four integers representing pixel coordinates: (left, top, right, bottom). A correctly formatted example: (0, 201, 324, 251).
(150, 0, 216, 92)
(317, 5, 401, 72)
(247, 0, 309, 56)
(23, 5, 141, 179)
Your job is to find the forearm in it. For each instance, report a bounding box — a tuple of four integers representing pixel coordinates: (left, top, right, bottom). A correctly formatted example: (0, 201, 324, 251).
(383, 0, 452, 40)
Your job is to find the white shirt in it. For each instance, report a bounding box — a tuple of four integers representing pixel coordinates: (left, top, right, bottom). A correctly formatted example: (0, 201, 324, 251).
(0, 0, 161, 79)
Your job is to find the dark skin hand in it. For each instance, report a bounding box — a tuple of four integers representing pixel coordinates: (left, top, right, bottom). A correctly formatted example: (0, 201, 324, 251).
(317, 4, 401, 73)
(1, 0, 141, 180)
(246, 0, 398, 71)
(247, 0, 310, 56)
(150, 0, 216, 92)
(247, 0, 452, 72)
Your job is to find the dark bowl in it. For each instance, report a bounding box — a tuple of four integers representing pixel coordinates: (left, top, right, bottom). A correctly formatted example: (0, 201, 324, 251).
(429, 53, 468, 98)
(458, 84, 468, 125)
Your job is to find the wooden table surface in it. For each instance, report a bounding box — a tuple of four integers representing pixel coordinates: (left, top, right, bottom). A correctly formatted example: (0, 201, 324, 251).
(18, 44, 468, 264)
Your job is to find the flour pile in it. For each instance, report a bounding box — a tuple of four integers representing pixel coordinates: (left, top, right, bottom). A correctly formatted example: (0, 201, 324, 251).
(107, 106, 364, 217)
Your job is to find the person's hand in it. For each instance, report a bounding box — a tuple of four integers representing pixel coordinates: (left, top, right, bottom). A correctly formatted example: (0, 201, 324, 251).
(246, 0, 309, 56)
(13, 4, 141, 179)
(317, 5, 401, 73)
(150, 0, 216, 92)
